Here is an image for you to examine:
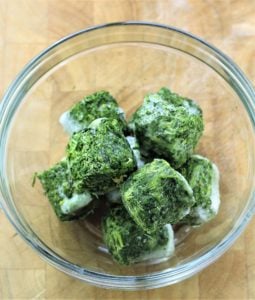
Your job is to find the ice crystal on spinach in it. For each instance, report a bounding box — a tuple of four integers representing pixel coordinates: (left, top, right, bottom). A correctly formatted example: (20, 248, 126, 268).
(102, 206, 174, 265)
(59, 90, 126, 134)
(130, 87, 204, 168)
(36, 159, 97, 221)
(105, 189, 121, 203)
(121, 159, 195, 233)
(178, 155, 220, 225)
(125, 136, 145, 169)
(66, 118, 136, 194)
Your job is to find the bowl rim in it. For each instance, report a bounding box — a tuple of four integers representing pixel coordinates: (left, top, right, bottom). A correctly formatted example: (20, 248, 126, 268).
(1, 21, 255, 290)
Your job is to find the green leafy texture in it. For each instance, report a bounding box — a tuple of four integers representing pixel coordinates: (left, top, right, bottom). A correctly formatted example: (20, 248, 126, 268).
(121, 159, 195, 233)
(130, 87, 204, 168)
(36, 159, 97, 221)
(66, 118, 137, 194)
(102, 206, 172, 265)
(178, 155, 219, 225)
(63, 90, 126, 134)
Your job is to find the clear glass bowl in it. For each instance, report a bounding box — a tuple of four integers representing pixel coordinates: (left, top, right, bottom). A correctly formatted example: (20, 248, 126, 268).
(1, 22, 255, 290)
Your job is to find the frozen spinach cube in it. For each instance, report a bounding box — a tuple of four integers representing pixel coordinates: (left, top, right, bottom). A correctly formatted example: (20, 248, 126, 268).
(178, 155, 220, 225)
(130, 87, 204, 168)
(59, 90, 126, 134)
(66, 118, 137, 194)
(36, 159, 96, 221)
(121, 159, 195, 233)
(102, 206, 174, 265)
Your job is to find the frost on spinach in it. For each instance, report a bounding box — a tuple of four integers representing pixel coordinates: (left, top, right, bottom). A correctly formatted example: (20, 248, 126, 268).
(102, 206, 174, 265)
(178, 155, 220, 225)
(130, 87, 204, 168)
(59, 90, 126, 135)
(125, 136, 145, 169)
(66, 118, 137, 194)
(36, 159, 97, 221)
(106, 189, 121, 204)
(121, 159, 195, 233)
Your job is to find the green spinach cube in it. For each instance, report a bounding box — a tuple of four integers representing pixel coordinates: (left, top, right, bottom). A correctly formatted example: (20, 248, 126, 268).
(60, 90, 126, 134)
(178, 155, 220, 225)
(66, 118, 137, 194)
(36, 159, 96, 221)
(130, 87, 204, 168)
(121, 159, 195, 233)
(102, 206, 174, 265)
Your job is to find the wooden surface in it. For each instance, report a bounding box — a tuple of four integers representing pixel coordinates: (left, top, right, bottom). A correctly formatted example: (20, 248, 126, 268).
(1, 0, 255, 299)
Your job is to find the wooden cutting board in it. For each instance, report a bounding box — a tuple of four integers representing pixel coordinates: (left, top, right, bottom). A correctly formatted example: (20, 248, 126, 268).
(1, 0, 255, 299)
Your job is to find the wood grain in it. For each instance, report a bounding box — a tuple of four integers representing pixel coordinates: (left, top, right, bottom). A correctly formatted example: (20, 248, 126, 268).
(0, 0, 255, 299)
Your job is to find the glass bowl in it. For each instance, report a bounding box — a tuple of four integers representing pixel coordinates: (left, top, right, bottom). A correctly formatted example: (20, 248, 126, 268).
(0, 22, 255, 290)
